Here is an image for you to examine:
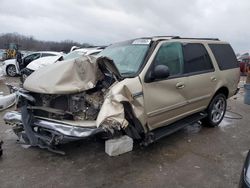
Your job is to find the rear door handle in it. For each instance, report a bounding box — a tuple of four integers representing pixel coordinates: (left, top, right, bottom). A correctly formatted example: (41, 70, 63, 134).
(211, 76, 217, 82)
(176, 82, 185, 89)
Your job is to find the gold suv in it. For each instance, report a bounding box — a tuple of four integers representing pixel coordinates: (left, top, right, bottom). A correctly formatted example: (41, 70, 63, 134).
(4, 36, 240, 152)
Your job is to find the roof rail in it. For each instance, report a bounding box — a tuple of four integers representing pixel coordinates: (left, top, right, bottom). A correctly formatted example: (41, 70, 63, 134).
(152, 36, 180, 38)
(173, 37, 220, 41)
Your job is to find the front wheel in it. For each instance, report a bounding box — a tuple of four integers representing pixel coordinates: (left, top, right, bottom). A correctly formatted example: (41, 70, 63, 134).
(203, 93, 227, 127)
(6, 65, 17, 77)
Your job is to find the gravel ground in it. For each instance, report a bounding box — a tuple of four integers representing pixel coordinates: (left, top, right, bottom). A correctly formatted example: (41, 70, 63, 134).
(0, 76, 249, 188)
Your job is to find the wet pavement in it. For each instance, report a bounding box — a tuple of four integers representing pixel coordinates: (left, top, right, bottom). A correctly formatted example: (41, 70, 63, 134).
(0, 76, 250, 188)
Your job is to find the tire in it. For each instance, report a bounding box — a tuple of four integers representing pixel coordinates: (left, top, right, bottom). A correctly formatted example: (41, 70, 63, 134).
(202, 93, 227, 127)
(6, 65, 17, 77)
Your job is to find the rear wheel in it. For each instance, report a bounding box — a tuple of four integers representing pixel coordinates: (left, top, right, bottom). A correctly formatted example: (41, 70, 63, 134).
(6, 65, 17, 77)
(203, 93, 227, 127)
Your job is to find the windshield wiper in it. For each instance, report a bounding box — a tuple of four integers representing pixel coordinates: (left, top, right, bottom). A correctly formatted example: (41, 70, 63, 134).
(120, 71, 136, 77)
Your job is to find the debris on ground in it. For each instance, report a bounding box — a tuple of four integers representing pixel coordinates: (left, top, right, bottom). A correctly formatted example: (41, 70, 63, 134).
(105, 135, 133, 156)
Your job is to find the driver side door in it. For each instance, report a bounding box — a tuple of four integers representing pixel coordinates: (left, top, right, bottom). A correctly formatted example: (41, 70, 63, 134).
(142, 42, 189, 131)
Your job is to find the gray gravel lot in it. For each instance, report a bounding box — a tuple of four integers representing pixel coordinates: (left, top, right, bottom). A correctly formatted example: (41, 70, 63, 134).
(0, 76, 249, 188)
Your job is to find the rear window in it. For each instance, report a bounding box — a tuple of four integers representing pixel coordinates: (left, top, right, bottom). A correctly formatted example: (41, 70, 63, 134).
(209, 44, 238, 70)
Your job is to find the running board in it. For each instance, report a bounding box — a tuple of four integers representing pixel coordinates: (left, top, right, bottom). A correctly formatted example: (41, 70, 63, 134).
(143, 112, 207, 145)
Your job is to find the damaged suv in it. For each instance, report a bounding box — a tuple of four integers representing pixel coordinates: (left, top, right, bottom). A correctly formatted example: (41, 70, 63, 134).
(4, 36, 240, 153)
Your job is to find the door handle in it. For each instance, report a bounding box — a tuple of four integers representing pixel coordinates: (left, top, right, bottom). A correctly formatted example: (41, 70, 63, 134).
(176, 82, 185, 89)
(211, 76, 217, 82)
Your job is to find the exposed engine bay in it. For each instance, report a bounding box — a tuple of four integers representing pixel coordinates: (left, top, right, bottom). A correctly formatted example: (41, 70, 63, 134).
(28, 80, 110, 121)
(21, 56, 119, 123)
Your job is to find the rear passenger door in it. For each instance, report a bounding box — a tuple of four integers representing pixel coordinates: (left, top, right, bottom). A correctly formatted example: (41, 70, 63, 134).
(182, 43, 217, 112)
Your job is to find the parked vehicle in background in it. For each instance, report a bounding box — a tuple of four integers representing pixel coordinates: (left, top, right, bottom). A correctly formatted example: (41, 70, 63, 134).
(1, 51, 62, 77)
(239, 57, 250, 75)
(5, 43, 19, 60)
(20, 55, 62, 81)
(20, 47, 104, 81)
(4, 36, 240, 154)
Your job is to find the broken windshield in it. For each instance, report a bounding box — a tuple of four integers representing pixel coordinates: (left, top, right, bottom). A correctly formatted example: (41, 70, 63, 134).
(97, 39, 151, 76)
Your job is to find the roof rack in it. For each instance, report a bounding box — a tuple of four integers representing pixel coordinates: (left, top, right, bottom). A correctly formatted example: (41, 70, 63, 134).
(172, 37, 220, 41)
(152, 35, 180, 38)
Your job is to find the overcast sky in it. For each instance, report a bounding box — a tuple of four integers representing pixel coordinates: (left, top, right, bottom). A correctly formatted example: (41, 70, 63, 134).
(0, 0, 249, 53)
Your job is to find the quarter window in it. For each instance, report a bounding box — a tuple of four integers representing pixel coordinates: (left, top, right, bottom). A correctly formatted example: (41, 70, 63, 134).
(208, 44, 238, 70)
(183, 43, 214, 74)
(154, 42, 184, 76)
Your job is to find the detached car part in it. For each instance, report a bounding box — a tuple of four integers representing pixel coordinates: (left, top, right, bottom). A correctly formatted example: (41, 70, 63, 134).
(0, 92, 16, 111)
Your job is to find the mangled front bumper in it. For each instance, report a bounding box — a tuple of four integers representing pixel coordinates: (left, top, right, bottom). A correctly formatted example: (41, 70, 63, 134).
(4, 107, 105, 152)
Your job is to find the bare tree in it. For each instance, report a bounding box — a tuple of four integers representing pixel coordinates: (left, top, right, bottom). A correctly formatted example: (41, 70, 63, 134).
(0, 32, 92, 53)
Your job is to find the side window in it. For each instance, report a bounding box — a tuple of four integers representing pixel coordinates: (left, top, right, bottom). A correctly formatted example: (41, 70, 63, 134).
(154, 42, 184, 76)
(208, 44, 238, 70)
(23, 53, 41, 67)
(42, 53, 56, 57)
(183, 43, 214, 74)
(24, 53, 40, 62)
(32, 53, 41, 61)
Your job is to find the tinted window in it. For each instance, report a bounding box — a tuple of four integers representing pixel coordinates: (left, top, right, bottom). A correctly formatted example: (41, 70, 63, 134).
(154, 42, 184, 76)
(23, 53, 40, 63)
(42, 53, 56, 57)
(209, 44, 238, 70)
(183, 43, 214, 73)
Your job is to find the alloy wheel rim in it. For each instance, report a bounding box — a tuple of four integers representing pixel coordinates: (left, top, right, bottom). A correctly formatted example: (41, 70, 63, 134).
(211, 97, 225, 123)
(8, 66, 16, 76)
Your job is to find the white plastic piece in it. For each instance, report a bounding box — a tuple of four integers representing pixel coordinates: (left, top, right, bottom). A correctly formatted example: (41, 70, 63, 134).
(105, 135, 133, 156)
(0, 92, 16, 111)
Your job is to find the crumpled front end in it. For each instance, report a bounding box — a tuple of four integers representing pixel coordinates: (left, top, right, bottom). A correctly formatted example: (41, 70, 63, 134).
(4, 106, 105, 154)
(96, 77, 146, 139)
(4, 94, 105, 154)
(4, 56, 147, 153)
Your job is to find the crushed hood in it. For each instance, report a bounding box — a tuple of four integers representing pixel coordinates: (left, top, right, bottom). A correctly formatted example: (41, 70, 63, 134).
(23, 56, 102, 94)
(97, 56, 123, 81)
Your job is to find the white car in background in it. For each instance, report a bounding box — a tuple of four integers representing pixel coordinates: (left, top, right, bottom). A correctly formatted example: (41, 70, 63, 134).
(1, 51, 62, 77)
(21, 47, 104, 81)
(0, 50, 6, 61)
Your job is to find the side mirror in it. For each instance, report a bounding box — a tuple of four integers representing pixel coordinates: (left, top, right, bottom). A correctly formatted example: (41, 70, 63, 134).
(153, 64, 170, 80)
(145, 64, 170, 82)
